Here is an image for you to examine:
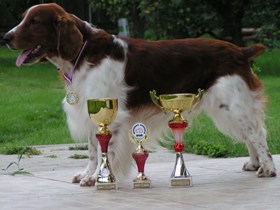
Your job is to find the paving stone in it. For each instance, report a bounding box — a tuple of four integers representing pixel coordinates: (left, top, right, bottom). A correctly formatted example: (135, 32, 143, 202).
(0, 144, 279, 210)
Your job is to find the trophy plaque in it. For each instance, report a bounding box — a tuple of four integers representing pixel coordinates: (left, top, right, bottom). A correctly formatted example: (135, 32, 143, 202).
(150, 89, 203, 187)
(128, 122, 151, 189)
(87, 98, 118, 190)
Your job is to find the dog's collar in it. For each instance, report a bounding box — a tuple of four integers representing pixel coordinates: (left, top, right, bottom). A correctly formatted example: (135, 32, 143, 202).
(57, 40, 88, 84)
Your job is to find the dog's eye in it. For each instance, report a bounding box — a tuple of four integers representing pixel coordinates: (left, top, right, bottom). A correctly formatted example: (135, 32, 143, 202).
(29, 17, 41, 25)
(30, 18, 37, 24)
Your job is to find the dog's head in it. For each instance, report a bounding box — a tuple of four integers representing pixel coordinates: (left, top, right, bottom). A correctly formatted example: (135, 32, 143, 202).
(3, 3, 83, 66)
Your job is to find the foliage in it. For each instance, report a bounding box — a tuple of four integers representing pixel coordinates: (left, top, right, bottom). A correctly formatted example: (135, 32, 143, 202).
(89, 0, 145, 37)
(193, 140, 228, 158)
(2, 0, 279, 47)
(0, 0, 33, 27)
(0, 145, 41, 156)
(3, 146, 34, 176)
(89, 0, 279, 47)
(89, 0, 218, 40)
(69, 154, 89, 159)
(205, 0, 250, 46)
(45, 154, 58, 158)
(69, 144, 88, 151)
(140, 0, 220, 40)
(244, 0, 280, 48)
(257, 25, 280, 49)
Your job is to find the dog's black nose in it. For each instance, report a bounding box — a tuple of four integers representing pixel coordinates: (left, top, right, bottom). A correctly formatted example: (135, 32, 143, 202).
(3, 33, 13, 44)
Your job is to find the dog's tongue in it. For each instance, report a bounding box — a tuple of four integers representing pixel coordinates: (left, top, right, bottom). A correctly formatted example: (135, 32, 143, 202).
(16, 50, 31, 67)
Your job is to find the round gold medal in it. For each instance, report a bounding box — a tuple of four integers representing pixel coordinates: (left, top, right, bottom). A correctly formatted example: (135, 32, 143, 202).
(66, 91, 79, 105)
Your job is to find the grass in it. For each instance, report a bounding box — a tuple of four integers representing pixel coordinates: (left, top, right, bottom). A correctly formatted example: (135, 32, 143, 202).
(254, 47, 280, 76)
(0, 145, 41, 156)
(0, 46, 280, 157)
(69, 154, 89, 159)
(2, 146, 41, 175)
(0, 47, 74, 152)
(68, 144, 88, 151)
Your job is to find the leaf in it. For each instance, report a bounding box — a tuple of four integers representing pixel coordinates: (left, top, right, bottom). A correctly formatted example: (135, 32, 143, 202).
(11, 171, 32, 176)
(5, 162, 18, 170)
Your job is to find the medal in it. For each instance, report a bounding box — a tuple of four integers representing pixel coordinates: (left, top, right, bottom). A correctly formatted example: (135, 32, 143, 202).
(60, 41, 88, 106)
(66, 91, 79, 105)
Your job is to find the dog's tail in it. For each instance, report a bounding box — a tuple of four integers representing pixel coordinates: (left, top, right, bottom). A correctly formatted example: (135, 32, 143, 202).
(242, 44, 266, 61)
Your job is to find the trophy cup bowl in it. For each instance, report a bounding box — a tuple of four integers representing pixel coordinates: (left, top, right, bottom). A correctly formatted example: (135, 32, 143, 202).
(150, 89, 203, 187)
(88, 99, 118, 133)
(160, 94, 195, 113)
(150, 89, 203, 116)
(87, 98, 118, 190)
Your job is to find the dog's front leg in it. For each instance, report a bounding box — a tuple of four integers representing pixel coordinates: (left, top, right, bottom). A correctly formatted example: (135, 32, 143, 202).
(79, 144, 102, 186)
(72, 129, 99, 186)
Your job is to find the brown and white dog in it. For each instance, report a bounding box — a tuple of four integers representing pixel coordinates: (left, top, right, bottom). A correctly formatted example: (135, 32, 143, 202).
(3, 3, 276, 186)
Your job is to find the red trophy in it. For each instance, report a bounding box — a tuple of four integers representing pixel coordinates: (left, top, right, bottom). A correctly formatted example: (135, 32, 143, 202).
(128, 122, 151, 189)
(87, 98, 118, 190)
(150, 89, 203, 187)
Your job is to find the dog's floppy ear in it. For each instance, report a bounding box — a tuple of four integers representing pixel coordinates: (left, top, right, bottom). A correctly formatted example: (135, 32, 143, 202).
(56, 16, 83, 61)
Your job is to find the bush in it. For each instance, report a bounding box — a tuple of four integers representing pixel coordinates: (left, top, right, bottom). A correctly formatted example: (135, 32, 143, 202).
(193, 141, 228, 158)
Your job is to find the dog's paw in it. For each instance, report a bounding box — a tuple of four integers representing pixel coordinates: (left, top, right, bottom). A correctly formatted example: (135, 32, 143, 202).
(256, 164, 277, 177)
(242, 161, 259, 171)
(80, 176, 96, 186)
(72, 171, 87, 183)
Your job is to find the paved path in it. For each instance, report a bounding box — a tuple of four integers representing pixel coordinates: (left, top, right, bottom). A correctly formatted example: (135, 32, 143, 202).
(0, 144, 279, 210)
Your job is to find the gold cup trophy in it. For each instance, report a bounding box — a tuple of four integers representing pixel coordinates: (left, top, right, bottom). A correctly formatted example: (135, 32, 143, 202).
(150, 89, 203, 187)
(128, 122, 151, 189)
(87, 98, 118, 190)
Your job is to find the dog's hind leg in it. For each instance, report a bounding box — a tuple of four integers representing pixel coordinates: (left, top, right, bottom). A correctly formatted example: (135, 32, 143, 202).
(243, 141, 259, 171)
(200, 75, 276, 177)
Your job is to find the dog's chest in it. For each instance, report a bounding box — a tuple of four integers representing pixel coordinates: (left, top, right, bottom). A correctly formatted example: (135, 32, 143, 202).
(62, 58, 129, 140)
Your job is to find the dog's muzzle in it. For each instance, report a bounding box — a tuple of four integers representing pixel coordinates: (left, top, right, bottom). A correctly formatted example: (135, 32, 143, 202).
(3, 32, 14, 49)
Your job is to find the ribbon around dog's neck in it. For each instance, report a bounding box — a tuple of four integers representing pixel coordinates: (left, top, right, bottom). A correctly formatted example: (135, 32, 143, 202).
(62, 40, 88, 84)
(57, 40, 88, 105)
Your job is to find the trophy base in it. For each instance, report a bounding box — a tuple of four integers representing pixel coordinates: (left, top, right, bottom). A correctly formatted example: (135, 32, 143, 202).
(133, 180, 151, 189)
(170, 176, 192, 187)
(96, 182, 118, 190)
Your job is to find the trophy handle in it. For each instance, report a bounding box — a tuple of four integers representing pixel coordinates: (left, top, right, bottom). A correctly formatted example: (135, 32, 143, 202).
(193, 88, 204, 108)
(149, 90, 165, 112)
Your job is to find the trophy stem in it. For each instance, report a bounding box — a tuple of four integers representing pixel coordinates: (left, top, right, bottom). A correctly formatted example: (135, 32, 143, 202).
(132, 152, 151, 188)
(95, 132, 117, 190)
(96, 132, 111, 153)
(168, 118, 192, 187)
(132, 152, 149, 175)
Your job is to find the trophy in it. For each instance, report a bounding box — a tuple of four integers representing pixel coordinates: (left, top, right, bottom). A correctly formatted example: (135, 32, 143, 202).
(150, 89, 203, 187)
(128, 122, 151, 189)
(87, 98, 118, 190)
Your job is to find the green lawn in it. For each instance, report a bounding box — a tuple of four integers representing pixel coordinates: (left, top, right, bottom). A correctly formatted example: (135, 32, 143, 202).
(0, 46, 280, 157)
(0, 47, 74, 151)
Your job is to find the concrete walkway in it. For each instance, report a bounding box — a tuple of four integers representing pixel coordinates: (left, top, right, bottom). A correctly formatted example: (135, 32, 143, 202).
(0, 144, 279, 210)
